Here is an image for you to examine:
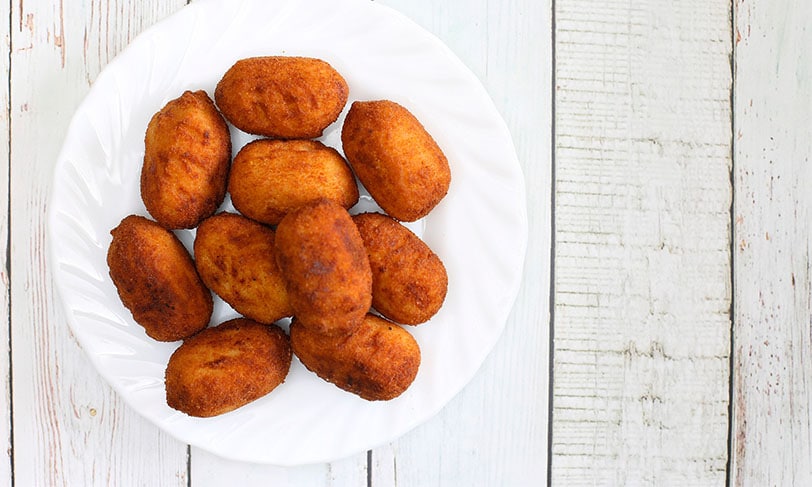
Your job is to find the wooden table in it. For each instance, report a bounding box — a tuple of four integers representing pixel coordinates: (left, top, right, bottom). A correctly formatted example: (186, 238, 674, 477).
(5, 0, 810, 485)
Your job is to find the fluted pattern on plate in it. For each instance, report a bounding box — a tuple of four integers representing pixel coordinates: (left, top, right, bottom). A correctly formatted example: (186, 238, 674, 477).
(48, 0, 526, 466)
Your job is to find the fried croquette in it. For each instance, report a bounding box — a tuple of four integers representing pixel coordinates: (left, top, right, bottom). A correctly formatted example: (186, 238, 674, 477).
(228, 139, 359, 226)
(341, 100, 451, 222)
(353, 212, 447, 324)
(274, 199, 372, 336)
(107, 215, 212, 342)
(214, 56, 348, 139)
(290, 314, 420, 401)
(193, 213, 292, 324)
(165, 318, 291, 417)
(141, 90, 231, 229)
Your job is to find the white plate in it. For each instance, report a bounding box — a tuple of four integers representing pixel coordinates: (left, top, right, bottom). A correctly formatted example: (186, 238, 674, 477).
(48, 0, 527, 466)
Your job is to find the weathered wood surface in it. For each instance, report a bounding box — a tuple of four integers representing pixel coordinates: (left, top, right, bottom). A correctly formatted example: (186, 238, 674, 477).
(551, 0, 733, 484)
(731, 0, 812, 485)
(0, 0, 11, 485)
(10, 1, 191, 485)
(12, 0, 812, 484)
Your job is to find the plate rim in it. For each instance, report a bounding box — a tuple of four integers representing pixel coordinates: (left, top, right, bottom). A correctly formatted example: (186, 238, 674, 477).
(47, 0, 529, 465)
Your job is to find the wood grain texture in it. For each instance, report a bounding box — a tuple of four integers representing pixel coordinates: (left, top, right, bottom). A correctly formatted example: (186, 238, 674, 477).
(731, 0, 812, 485)
(191, 450, 367, 487)
(368, 1, 551, 485)
(552, 0, 732, 484)
(0, 0, 11, 484)
(22, 0, 812, 484)
(11, 1, 190, 485)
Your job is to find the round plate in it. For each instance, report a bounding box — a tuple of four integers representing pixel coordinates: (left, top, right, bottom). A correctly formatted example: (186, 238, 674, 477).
(48, 0, 527, 466)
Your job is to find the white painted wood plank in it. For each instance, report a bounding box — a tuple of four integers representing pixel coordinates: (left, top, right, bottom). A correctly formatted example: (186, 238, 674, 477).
(368, 1, 551, 485)
(553, 0, 732, 484)
(731, 1, 812, 485)
(0, 0, 11, 484)
(11, 1, 190, 485)
(192, 451, 367, 487)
